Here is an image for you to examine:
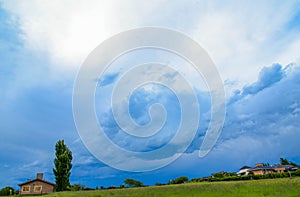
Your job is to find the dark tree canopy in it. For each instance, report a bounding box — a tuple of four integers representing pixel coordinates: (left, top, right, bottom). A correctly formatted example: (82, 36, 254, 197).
(0, 186, 14, 196)
(280, 157, 299, 167)
(123, 178, 143, 188)
(53, 140, 72, 191)
(280, 158, 289, 165)
(169, 176, 189, 184)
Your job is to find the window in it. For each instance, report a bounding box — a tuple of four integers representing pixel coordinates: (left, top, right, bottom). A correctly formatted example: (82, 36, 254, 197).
(22, 186, 30, 192)
(34, 185, 42, 192)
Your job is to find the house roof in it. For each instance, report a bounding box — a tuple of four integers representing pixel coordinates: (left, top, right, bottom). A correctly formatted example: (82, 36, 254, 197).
(272, 165, 297, 169)
(239, 166, 251, 170)
(249, 166, 275, 171)
(18, 178, 55, 186)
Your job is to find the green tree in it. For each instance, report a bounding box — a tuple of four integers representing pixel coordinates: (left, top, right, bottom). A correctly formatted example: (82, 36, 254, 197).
(280, 157, 299, 166)
(70, 184, 85, 191)
(280, 158, 289, 165)
(169, 176, 189, 184)
(123, 178, 143, 188)
(53, 140, 73, 191)
(0, 186, 14, 196)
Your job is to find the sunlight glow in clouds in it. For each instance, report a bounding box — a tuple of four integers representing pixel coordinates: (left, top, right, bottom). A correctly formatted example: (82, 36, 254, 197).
(2, 0, 300, 88)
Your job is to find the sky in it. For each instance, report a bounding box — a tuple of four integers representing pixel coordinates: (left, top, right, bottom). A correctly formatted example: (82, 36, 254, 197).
(1, 0, 300, 189)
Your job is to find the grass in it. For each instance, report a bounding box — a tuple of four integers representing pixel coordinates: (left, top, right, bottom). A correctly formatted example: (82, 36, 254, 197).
(24, 177, 300, 197)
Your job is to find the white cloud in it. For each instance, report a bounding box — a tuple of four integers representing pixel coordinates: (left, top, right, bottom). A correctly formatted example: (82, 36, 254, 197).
(1, 0, 163, 67)
(2, 0, 299, 86)
(190, 1, 300, 88)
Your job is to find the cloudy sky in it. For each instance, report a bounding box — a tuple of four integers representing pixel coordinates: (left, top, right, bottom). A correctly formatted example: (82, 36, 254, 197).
(1, 0, 300, 189)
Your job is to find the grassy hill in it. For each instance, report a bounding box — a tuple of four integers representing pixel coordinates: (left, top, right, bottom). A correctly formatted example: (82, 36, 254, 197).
(26, 177, 300, 197)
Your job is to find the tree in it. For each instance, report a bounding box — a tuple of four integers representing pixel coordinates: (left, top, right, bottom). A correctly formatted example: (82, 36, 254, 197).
(53, 140, 73, 191)
(169, 176, 189, 184)
(280, 157, 299, 167)
(0, 186, 14, 196)
(280, 158, 289, 165)
(123, 178, 143, 188)
(70, 184, 85, 191)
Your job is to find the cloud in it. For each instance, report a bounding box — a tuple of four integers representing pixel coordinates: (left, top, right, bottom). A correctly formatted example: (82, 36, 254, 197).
(2, 0, 300, 87)
(1, 0, 300, 189)
(1, 0, 162, 67)
(191, 1, 300, 85)
(214, 63, 300, 163)
(229, 64, 285, 104)
(243, 64, 285, 94)
(98, 73, 119, 87)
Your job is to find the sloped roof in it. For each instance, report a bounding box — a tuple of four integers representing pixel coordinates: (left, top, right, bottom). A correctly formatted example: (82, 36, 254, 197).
(249, 166, 275, 171)
(19, 178, 55, 186)
(239, 166, 251, 170)
(272, 165, 297, 169)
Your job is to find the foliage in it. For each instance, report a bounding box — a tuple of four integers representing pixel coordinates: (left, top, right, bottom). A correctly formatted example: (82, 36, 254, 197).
(280, 157, 299, 166)
(191, 169, 300, 183)
(53, 140, 73, 191)
(107, 185, 119, 189)
(169, 176, 188, 184)
(69, 184, 85, 191)
(280, 157, 290, 165)
(291, 169, 300, 176)
(0, 186, 14, 196)
(22, 178, 300, 197)
(123, 178, 143, 188)
(211, 171, 236, 178)
(155, 182, 166, 186)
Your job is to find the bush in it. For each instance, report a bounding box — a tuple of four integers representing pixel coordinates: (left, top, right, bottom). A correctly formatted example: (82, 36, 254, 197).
(69, 183, 85, 191)
(169, 176, 189, 184)
(123, 178, 143, 188)
(0, 186, 14, 196)
(107, 186, 119, 189)
(291, 169, 300, 177)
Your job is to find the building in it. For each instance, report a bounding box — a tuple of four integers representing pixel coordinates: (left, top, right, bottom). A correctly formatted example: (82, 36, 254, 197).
(237, 166, 251, 176)
(19, 173, 55, 195)
(248, 166, 275, 175)
(273, 165, 298, 173)
(238, 163, 298, 176)
(255, 163, 264, 167)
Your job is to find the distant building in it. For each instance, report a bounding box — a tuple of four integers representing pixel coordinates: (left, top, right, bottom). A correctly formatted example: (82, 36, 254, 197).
(273, 165, 298, 173)
(238, 163, 298, 176)
(248, 166, 275, 175)
(255, 163, 264, 167)
(18, 173, 55, 195)
(237, 166, 251, 176)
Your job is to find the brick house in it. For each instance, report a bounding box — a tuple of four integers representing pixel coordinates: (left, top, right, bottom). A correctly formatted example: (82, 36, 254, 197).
(19, 173, 55, 195)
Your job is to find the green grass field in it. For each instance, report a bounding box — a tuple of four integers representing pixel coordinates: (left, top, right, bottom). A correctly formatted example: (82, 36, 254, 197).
(27, 178, 300, 197)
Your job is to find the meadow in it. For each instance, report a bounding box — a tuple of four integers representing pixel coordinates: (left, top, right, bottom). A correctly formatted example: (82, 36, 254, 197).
(26, 177, 300, 197)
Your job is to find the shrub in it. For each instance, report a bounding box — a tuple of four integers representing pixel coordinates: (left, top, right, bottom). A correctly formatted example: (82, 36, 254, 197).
(0, 186, 14, 196)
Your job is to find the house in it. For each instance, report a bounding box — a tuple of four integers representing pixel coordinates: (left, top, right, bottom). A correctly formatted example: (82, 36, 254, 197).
(19, 173, 55, 195)
(273, 165, 298, 173)
(238, 163, 298, 176)
(237, 166, 251, 176)
(248, 166, 275, 175)
(255, 163, 264, 167)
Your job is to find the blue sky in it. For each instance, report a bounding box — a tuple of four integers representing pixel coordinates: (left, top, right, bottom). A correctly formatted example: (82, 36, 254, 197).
(1, 0, 300, 189)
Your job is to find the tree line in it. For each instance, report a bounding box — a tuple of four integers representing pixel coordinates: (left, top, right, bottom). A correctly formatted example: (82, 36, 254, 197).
(1, 139, 299, 195)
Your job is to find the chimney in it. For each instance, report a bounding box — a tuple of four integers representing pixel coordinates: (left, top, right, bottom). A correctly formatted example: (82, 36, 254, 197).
(36, 173, 43, 180)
